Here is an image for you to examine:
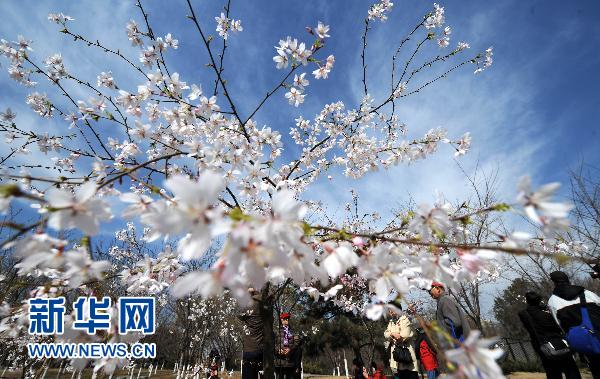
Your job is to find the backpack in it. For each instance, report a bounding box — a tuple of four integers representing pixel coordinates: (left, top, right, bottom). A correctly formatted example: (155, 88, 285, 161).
(565, 292, 600, 355)
(446, 318, 465, 343)
(521, 308, 571, 359)
(413, 330, 435, 361)
(392, 341, 413, 364)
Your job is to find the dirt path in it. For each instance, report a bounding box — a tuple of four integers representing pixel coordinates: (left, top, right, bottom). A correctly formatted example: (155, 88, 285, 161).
(508, 371, 592, 379)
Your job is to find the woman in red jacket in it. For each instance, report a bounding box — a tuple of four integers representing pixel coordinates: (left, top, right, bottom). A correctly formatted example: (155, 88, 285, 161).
(415, 329, 439, 379)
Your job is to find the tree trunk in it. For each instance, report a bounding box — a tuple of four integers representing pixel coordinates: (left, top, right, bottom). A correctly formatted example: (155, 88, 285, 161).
(261, 288, 275, 379)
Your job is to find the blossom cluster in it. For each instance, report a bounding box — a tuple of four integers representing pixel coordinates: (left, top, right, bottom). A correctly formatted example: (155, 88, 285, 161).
(0, 2, 566, 378)
(368, 0, 394, 22)
(215, 12, 243, 40)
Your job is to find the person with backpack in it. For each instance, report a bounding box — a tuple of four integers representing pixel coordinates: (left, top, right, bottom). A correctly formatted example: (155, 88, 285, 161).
(414, 328, 439, 379)
(518, 291, 581, 379)
(547, 271, 600, 378)
(384, 307, 419, 379)
(428, 282, 471, 343)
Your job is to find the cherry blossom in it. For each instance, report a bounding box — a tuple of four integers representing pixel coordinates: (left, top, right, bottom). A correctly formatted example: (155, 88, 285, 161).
(438, 26, 451, 48)
(445, 330, 505, 379)
(457, 41, 470, 51)
(293, 73, 309, 89)
(0, 2, 554, 376)
(44, 181, 112, 235)
(454, 132, 471, 156)
(517, 175, 572, 226)
(300, 284, 343, 301)
(171, 270, 223, 298)
(364, 302, 402, 320)
(164, 33, 178, 49)
(285, 87, 305, 107)
(425, 3, 445, 29)
(215, 13, 243, 40)
(408, 203, 453, 241)
(48, 13, 74, 24)
(273, 37, 312, 69)
(141, 172, 227, 260)
(321, 241, 359, 278)
(0, 107, 16, 122)
(25, 92, 53, 118)
(315, 22, 330, 39)
(367, 0, 394, 22)
(359, 245, 410, 301)
(62, 247, 111, 288)
(474, 47, 494, 74)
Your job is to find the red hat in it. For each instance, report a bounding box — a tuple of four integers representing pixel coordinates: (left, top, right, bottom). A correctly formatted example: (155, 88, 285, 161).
(280, 312, 291, 320)
(430, 281, 445, 289)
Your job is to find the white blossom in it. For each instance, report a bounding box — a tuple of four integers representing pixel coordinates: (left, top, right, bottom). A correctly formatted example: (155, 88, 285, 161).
(445, 330, 505, 379)
(517, 176, 572, 226)
(285, 87, 305, 107)
(48, 13, 74, 24)
(25, 92, 53, 118)
(315, 22, 330, 39)
(97, 71, 115, 88)
(44, 181, 112, 235)
(425, 3, 445, 29)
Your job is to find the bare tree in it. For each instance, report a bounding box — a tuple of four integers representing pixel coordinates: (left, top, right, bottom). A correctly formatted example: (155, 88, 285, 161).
(569, 163, 600, 268)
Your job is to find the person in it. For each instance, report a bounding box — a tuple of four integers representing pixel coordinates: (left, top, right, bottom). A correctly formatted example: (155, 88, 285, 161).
(275, 312, 303, 379)
(351, 357, 368, 379)
(207, 349, 222, 379)
(368, 362, 385, 379)
(384, 307, 419, 379)
(518, 291, 581, 379)
(547, 271, 600, 378)
(414, 328, 439, 379)
(208, 348, 221, 369)
(428, 282, 471, 342)
(238, 289, 265, 379)
(208, 363, 220, 379)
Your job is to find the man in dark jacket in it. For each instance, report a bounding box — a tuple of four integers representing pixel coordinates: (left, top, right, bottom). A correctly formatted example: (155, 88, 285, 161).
(518, 291, 581, 379)
(239, 290, 265, 379)
(547, 271, 600, 378)
(429, 282, 470, 342)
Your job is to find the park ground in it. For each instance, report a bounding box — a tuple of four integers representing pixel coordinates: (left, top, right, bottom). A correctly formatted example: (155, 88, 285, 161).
(0, 371, 594, 378)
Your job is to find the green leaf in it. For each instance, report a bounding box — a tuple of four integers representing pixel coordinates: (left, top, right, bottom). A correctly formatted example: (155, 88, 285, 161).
(554, 253, 571, 266)
(458, 215, 472, 226)
(229, 207, 251, 221)
(492, 203, 511, 212)
(0, 184, 22, 198)
(302, 222, 313, 236)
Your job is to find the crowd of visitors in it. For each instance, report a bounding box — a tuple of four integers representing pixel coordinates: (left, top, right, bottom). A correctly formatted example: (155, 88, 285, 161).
(234, 272, 600, 379)
(519, 271, 600, 379)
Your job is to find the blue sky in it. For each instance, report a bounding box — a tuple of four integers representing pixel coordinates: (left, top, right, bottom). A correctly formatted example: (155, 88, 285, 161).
(2, 0, 598, 218)
(1, 0, 599, 318)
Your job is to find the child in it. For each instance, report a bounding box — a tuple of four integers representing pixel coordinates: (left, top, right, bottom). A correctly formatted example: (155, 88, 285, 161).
(415, 328, 439, 379)
(351, 358, 368, 379)
(368, 362, 385, 379)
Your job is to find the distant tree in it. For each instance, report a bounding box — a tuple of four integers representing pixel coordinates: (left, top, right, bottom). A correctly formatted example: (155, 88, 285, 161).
(492, 278, 554, 339)
(569, 164, 600, 268)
